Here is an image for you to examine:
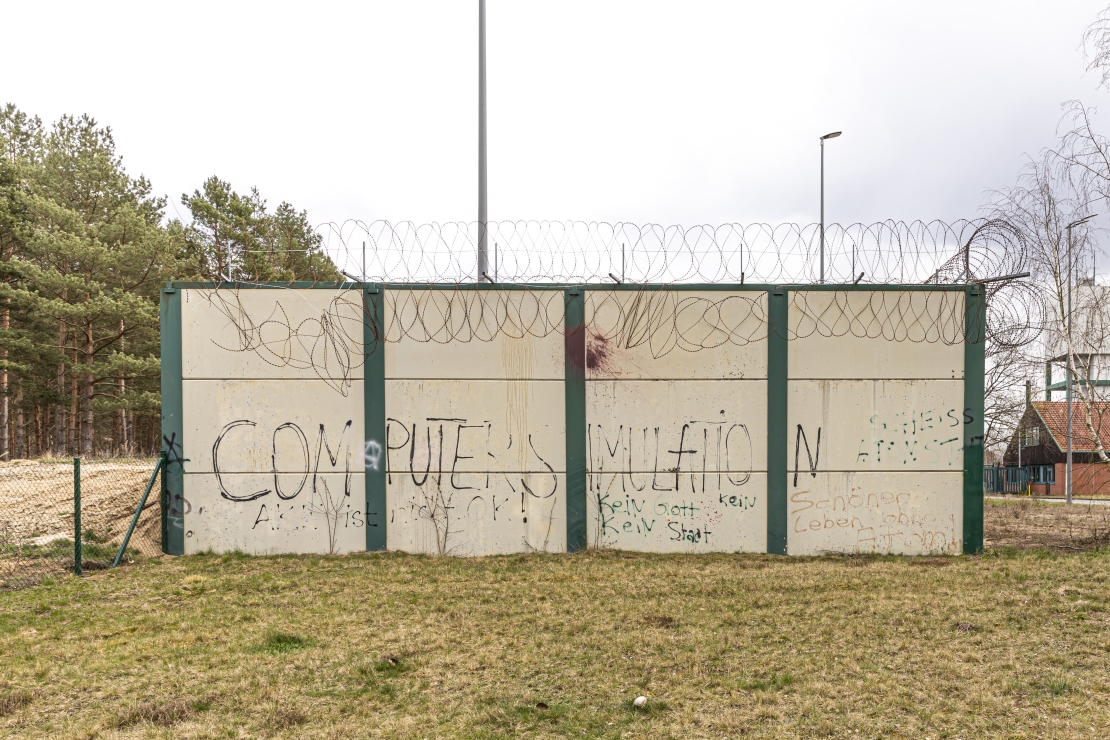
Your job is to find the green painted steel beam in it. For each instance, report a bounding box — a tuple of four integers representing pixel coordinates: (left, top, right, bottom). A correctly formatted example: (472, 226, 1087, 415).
(160, 285, 186, 556)
(1045, 379, 1110, 391)
(364, 284, 388, 551)
(963, 286, 986, 554)
(564, 288, 588, 552)
(766, 289, 789, 555)
(167, 280, 969, 293)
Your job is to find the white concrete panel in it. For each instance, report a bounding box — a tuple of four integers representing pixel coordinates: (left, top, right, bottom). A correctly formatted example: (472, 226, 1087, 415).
(587, 473, 767, 553)
(584, 290, 767, 379)
(586, 380, 767, 471)
(789, 290, 965, 379)
(384, 289, 564, 379)
(183, 473, 365, 555)
(385, 380, 565, 473)
(182, 380, 364, 474)
(387, 473, 566, 555)
(182, 288, 364, 382)
(788, 380, 965, 472)
(787, 472, 962, 556)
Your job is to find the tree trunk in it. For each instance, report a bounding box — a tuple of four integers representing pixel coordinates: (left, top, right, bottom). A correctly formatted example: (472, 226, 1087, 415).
(1, 300, 8, 461)
(69, 334, 78, 456)
(117, 319, 126, 456)
(81, 319, 94, 457)
(34, 405, 42, 458)
(14, 386, 24, 459)
(54, 318, 67, 456)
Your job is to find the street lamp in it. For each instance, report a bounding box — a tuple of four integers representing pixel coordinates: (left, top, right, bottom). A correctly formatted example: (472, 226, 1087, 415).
(1065, 213, 1097, 505)
(820, 131, 842, 283)
(477, 0, 488, 282)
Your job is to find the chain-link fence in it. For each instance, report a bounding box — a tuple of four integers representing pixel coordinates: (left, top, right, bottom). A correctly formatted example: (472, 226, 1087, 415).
(0, 456, 164, 590)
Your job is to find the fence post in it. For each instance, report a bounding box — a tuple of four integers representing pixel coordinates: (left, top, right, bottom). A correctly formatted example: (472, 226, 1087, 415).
(73, 457, 81, 576)
(161, 450, 169, 554)
(113, 453, 167, 568)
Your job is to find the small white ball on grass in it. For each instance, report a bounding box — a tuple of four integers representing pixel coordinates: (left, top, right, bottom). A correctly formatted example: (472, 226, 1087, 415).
(633, 696, 647, 708)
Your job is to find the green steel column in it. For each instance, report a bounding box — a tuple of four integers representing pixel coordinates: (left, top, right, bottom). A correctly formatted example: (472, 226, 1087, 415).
(564, 288, 587, 552)
(160, 285, 185, 555)
(364, 284, 388, 551)
(74, 457, 81, 576)
(963, 285, 986, 554)
(766, 289, 789, 555)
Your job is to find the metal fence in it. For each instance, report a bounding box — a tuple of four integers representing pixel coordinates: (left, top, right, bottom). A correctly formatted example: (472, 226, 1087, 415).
(0, 456, 164, 590)
(984, 465, 1033, 494)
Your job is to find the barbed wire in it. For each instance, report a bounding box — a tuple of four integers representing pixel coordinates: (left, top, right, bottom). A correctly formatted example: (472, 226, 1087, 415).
(319, 219, 1022, 285)
(194, 219, 1035, 376)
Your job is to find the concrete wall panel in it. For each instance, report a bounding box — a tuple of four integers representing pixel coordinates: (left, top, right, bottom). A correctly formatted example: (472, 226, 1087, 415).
(787, 472, 962, 555)
(585, 291, 767, 379)
(387, 473, 566, 555)
(384, 289, 564, 379)
(789, 291, 964, 379)
(182, 288, 364, 381)
(586, 380, 767, 472)
(182, 379, 364, 474)
(587, 473, 766, 553)
(184, 472, 366, 555)
(788, 380, 965, 472)
(386, 380, 565, 473)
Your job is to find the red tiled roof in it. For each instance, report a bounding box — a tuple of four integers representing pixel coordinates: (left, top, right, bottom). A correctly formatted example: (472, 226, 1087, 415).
(1032, 401, 1110, 452)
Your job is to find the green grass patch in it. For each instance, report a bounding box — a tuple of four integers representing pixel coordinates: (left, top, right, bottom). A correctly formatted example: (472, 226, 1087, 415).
(3, 549, 1110, 738)
(254, 631, 313, 655)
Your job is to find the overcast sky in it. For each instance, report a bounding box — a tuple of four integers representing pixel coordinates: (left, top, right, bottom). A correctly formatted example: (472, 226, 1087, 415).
(5, 1, 1110, 229)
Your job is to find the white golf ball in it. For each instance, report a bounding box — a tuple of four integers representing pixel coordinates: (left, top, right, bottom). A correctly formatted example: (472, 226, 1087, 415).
(633, 696, 647, 708)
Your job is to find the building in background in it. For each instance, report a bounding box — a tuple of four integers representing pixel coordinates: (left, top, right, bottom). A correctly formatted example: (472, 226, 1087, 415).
(999, 400, 1110, 496)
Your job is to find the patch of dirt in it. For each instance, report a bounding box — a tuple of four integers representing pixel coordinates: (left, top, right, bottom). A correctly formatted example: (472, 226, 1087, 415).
(985, 498, 1110, 551)
(0, 459, 163, 589)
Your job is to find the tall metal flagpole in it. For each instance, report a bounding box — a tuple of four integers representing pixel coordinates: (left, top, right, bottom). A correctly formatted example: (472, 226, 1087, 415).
(477, 0, 488, 281)
(818, 131, 841, 283)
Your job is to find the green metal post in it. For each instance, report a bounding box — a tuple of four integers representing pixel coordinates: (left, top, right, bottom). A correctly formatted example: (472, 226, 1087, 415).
(564, 288, 587, 552)
(963, 285, 986, 554)
(364, 283, 387, 550)
(160, 450, 169, 554)
(160, 285, 185, 555)
(74, 457, 81, 576)
(113, 454, 166, 567)
(766, 289, 789, 554)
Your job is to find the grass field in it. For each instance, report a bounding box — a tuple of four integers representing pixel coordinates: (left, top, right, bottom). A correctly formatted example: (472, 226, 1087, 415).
(1, 500, 1110, 739)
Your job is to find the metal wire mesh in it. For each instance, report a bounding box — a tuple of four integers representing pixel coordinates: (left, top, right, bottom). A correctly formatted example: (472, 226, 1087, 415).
(0, 458, 162, 590)
(316, 219, 1024, 285)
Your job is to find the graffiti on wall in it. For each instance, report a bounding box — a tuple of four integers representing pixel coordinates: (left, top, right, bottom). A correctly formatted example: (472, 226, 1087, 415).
(190, 417, 364, 554)
(788, 405, 970, 555)
(384, 415, 562, 555)
(586, 419, 762, 550)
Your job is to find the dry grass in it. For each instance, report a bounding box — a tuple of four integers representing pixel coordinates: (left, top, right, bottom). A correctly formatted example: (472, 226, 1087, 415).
(986, 496, 1110, 551)
(2, 511, 1110, 739)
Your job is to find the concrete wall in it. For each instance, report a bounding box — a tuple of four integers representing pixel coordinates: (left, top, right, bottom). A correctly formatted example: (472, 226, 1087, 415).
(169, 285, 973, 557)
(786, 291, 966, 555)
(180, 288, 366, 555)
(583, 290, 768, 552)
(383, 289, 567, 556)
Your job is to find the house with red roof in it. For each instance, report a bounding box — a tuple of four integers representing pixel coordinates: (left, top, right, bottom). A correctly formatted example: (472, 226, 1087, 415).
(1000, 400, 1110, 496)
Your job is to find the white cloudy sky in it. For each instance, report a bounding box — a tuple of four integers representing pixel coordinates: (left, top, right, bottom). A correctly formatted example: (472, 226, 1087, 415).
(5, 0, 1109, 228)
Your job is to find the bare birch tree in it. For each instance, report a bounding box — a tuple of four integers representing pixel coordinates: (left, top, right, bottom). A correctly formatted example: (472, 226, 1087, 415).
(990, 153, 1110, 484)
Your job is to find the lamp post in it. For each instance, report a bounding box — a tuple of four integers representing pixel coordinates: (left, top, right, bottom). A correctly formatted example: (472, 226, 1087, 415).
(477, 0, 488, 281)
(1065, 213, 1097, 505)
(820, 131, 842, 283)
